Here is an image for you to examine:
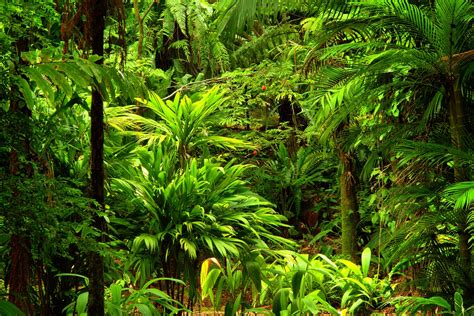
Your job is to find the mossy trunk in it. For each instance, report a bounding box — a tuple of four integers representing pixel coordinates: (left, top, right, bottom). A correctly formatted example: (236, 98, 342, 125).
(338, 149, 360, 262)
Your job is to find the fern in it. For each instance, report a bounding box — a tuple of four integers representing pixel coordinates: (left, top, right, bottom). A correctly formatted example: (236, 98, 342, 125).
(232, 24, 299, 67)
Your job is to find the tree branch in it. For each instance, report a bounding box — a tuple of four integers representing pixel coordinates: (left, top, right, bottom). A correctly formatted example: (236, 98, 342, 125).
(143, 0, 159, 20)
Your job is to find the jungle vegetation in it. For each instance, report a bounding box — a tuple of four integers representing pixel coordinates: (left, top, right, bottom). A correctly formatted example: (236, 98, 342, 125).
(0, 0, 473, 315)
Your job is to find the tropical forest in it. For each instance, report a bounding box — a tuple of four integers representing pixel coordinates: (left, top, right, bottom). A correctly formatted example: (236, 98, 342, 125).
(0, 0, 473, 315)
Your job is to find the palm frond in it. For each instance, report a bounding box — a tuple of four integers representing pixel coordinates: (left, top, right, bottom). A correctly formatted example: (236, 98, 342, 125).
(396, 140, 473, 169)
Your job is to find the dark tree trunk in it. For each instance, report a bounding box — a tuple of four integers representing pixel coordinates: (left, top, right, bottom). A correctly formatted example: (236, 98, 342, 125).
(278, 96, 307, 156)
(85, 0, 107, 314)
(155, 21, 189, 73)
(8, 37, 34, 316)
(8, 235, 33, 315)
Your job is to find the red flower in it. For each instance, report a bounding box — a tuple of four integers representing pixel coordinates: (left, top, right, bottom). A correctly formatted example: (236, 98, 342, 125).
(252, 150, 258, 156)
(261, 85, 267, 91)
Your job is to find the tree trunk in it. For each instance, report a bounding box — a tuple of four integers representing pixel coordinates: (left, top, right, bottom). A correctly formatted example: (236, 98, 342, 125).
(8, 37, 34, 316)
(85, 0, 107, 314)
(447, 77, 472, 287)
(338, 148, 359, 262)
(133, 0, 158, 60)
(133, 0, 144, 59)
(8, 235, 33, 315)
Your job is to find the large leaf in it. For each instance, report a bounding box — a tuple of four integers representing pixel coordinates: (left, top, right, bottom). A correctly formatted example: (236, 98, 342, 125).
(0, 301, 25, 316)
(245, 260, 262, 292)
(361, 247, 371, 277)
(16, 77, 34, 110)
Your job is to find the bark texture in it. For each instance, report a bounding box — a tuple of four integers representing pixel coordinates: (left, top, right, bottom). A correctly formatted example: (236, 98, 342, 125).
(339, 149, 359, 262)
(447, 76, 472, 287)
(8, 37, 34, 316)
(85, 0, 107, 314)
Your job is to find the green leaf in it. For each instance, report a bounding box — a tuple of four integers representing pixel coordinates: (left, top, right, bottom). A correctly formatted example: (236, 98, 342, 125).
(55, 273, 89, 286)
(272, 288, 290, 315)
(40, 64, 73, 97)
(26, 67, 55, 105)
(341, 289, 352, 308)
(16, 77, 34, 110)
(59, 63, 91, 88)
(454, 291, 464, 315)
(425, 296, 452, 310)
(110, 284, 122, 306)
(224, 302, 233, 316)
(201, 268, 221, 300)
(134, 303, 152, 316)
(338, 259, 362, 276)
(361, 247, 371, 277)
(0, 301, 26, 316)
(245, 260, 262, 292)
(291, 270, 305, 298)
(348, 298, 365, 314)
(75, 292, 88, 315)
(232, 293, 242, 315)
(306, 290, 339, 315)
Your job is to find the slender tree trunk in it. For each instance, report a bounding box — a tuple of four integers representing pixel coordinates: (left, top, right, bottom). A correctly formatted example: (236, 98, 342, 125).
(133, 0, 158, 60)
(85, 0, 107, 314)
(447, 77, 472, 286)
(338, 148, 359, 262)
(133, 0, 144, 59)
(8, 37, 34, 316)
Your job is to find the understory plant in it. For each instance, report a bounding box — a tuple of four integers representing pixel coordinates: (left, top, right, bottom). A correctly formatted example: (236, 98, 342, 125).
(62, 275, 186, 316)
(111, 142, 290, 310)
(255, 143, 335, 222)
(201, 248, 394, 315)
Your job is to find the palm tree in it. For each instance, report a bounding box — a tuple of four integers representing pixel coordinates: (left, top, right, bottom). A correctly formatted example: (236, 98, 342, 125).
(381, 140, 474, 293)
(301, 75, 366, 261)
(300, 0, 473, 267)
(360, 0, 473, 284)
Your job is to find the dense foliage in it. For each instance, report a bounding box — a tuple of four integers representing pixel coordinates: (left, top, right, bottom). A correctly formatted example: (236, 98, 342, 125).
(0, 0, 472, 315)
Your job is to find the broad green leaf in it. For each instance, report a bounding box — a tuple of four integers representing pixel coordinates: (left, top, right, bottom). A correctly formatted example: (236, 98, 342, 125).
(338, 259, 362, 276)
(134, 303, 152, 316)
(232, 293, 242, 315)
(272, 288, 290, 315)
(16, 77, 34, 110)
(348, 298, 365, 314)
(341, 289, 352, 308)
(110, 283, 122, 306)
(75, 292, 88, 315)
(40, 64, 73, 97)
(0, 301, 26, 316)
(307, 290, 339, 315)
(361, 247, 371, 277)
(59, 63, 90, 88)
(291, 270, 305, 298)
(201, 268, 221, 300)
(245, 260, 262, 292)
(27, 67, 55, 105)
(426, 296, 451, 310)
(454, 291, 464, 314)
